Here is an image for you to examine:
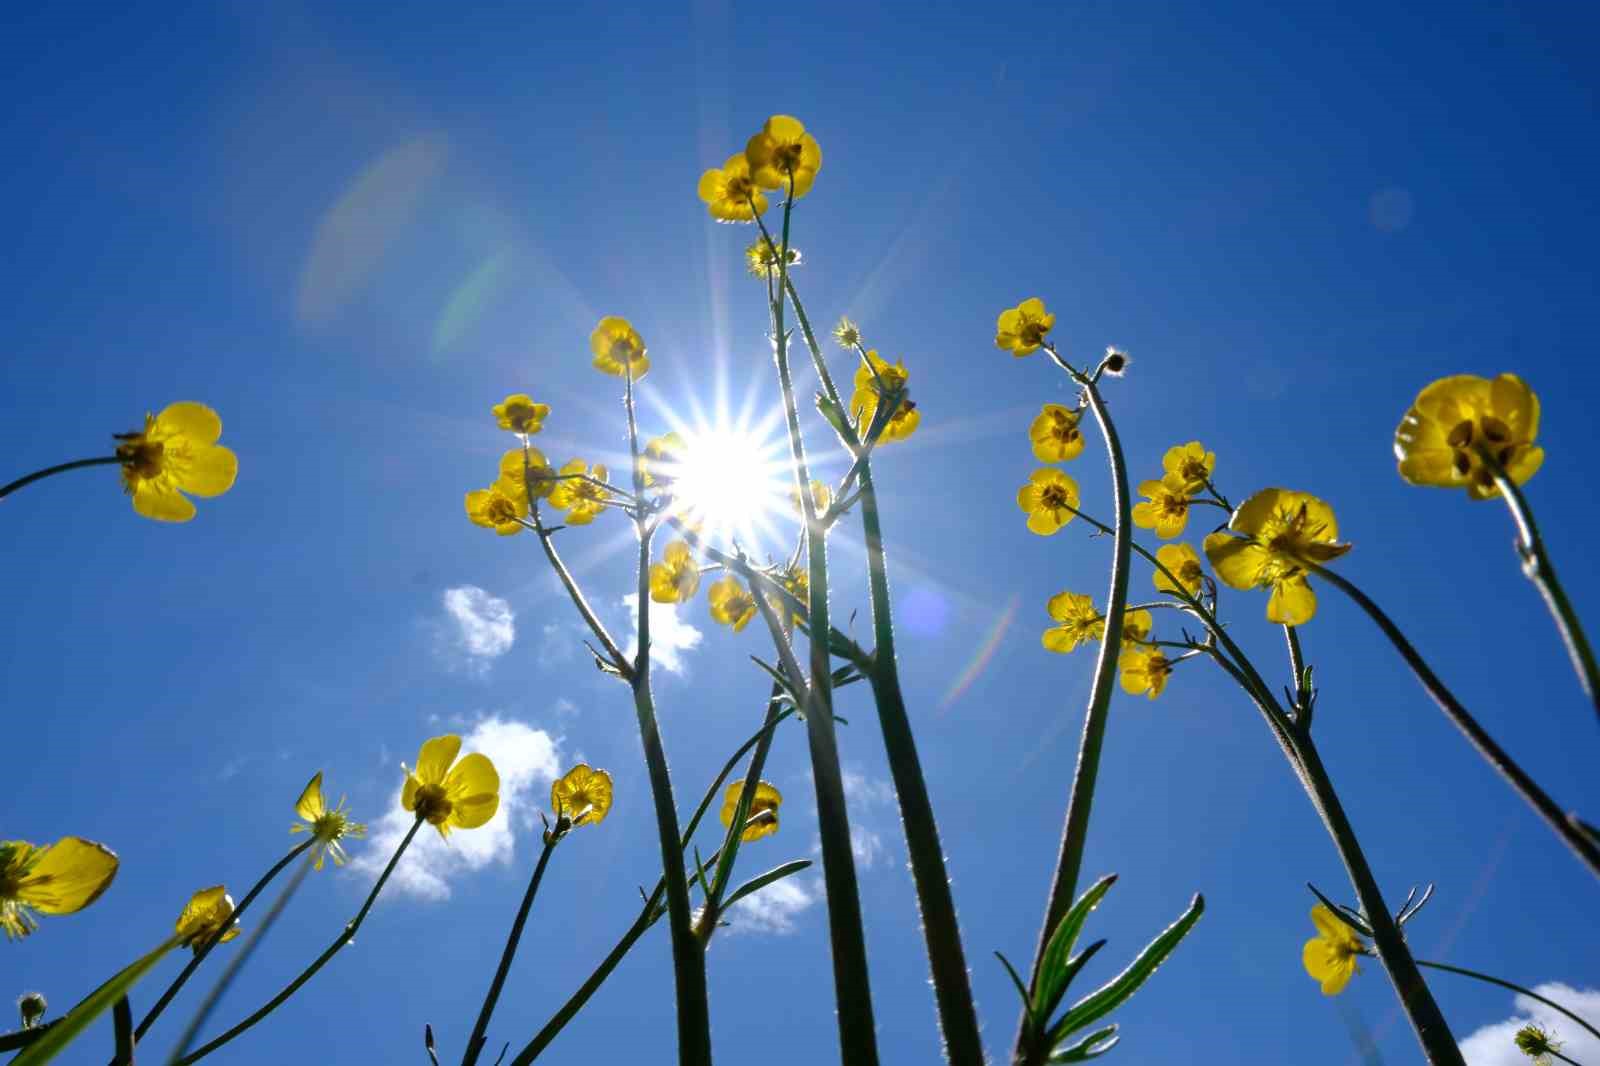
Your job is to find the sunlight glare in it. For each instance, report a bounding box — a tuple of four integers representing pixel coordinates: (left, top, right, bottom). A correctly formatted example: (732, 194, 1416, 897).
(670, 425, 793, 548)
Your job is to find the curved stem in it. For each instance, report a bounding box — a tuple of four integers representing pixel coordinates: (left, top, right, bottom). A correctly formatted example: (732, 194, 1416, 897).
(462, 835, 562, 1066)
(1481, 451, 1600, 723)
(1416, 960, 1600, 1042)
(173, 818, 423, 1064)
(132, 840, 313, 1046)
(0, 456, 122, 501)
(530, 500, 629, 677)
(1015, 350, 1133, 1066)
(1307, 560, 1600, 880)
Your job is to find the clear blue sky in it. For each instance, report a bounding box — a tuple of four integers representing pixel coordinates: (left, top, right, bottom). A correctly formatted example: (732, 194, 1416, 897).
(3, 2, 1598, 1063)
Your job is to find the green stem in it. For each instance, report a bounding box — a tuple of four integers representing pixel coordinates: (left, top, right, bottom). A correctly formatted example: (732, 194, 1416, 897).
(462, 834, 563, 1066)
(0, 455, 123, 501)
(530, 500, 629, 676)
(173, 817, 423, 1063)
(1284, 625, 1312, 730)
(1307, 560, 1600, 880)
(764, 184, 879, 1066)
(112, 997, 133, 1066)
(1015, 349, 1133, 1066)
(1551, 1050, 1587, 1066)
(132, 840, 313, 1045)
(1415, 960, 1600, 1042)
(1481, 451, 1600, 724)
(701, 687, 785, 932)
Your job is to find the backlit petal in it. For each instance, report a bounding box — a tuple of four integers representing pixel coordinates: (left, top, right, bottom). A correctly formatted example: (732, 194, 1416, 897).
(294, 773, 326, 823)
(155, 402, 223, 445)
(179, 443, 238, 497)
(414, 735, 462, 786)
(19, 838, 119, 915)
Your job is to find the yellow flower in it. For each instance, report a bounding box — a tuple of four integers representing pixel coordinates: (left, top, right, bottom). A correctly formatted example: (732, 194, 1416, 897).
(1131, 474, 1193, 539)
(465, 475, 529, 536)
(1041, 591, 1102, 654)
(1119, 645, 1172, 699)
(650, 540, 701, 604)
(492, 394, 550, 435)
(771, 566, 809, 625)
(995, 298, 1055, 357)
(1514, 1023, 1562, 1065)
(0, 838, 119, 940)
(1203, 488, 1351, 626)
(719, 780, 783, 842)
(547, 459, 611, 525)
(1153, 543, 1206, 597)
(1017, 468, 1081, 535)
(1394, 373, 1544, 499)
(290, 772, 367, 871)
(698, 153, 768, 222)
(745, 115, 823, 198)
(590, 316, 649, 379)
(501, 446, 556, 501)
(1302, 903, 1366, 995)
(1162, 442, 1216, 494)
(1121, 608, 1153, 646)
(113, 402, 238, 522)
(708, 574, 758, 632)
(401, 735, 501, 840)
(745, 237, 800, 278)
(175, 885, 241, 953)
(550, 764, 613, 827)
(791, 479, 832, 516)
(832, 317, 862, 349)
(640, 432, 686, 488)
(850, 351, 919, 444)
(1030, 404, 1086, 463)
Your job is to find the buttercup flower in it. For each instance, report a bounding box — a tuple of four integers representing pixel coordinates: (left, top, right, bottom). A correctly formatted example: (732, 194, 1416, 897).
(1132, 474, 1192, 539)
(402, 735, 501, 840)
(1030, 404, 1086, 463)
(708, 574, 758, 632)
(1394, 373, 1544, 499)
(1513, 1023, 1562, 1065)
(1162, 442, 1216, 494)
(503, 446, 556, 501)
(1153, 543, 1206, 597)
(1301, 903, 1366, 995)
(465, 475, 528, 536)
(650, 540, 702, 604)
(114, 402, 238, 522)
(995, 298, 1055, 357)
(699, 154, 767, 222)
(641, 432, 686, 487)
(851, 352, 920, 444)
(1204, 488, 1351, 625)
(290, 772, 367, 871)
(772, 566, 809, 625)
(0, 837, 119, 940)
(832, 317, 862, 349)
(745, 236, 800, 278)
(590, 316, 649, 379)
(745, 115, 823, 198)
(492, 394, 550, 435)
(1017, 468, 1081, 535)
(1121, 608, 1153, 647)
(550, 764, 613, 827)
(1119, 645, 1172, 699)
(547, 460, 612, 525)
(1042, 591, 1101, 654)
(175, 886, 242, 953)
(719, 780, 783, 842)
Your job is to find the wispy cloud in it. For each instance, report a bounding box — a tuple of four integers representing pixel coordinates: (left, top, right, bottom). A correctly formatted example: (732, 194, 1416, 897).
(1459, 983, 1600, 1065)
(725, 874, 820, 935)
(622, 594, 702, 676)
(841, 768, 894, 870)
(435, 586, 515, 675)
(350, 716, 561, 901)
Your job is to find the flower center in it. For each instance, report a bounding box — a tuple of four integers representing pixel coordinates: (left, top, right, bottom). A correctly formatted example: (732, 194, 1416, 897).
(1180, 459, 1208, 485)
(486, 495, 520, 524)
(118, 439, 166, 480)
(775, 143, 804, 171)
(1040, 485, 1072, 509)
(412, 783, 453, 825)
(1019, 322, 1045, 346)
(1159, 493, 1188, 518)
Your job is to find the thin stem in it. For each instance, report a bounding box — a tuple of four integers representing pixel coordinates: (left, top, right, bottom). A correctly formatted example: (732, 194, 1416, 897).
(1284, 624, 1311, 730)
(133, 840, 314, 1044)
(1480, 449, 1600, 723)
(623, 362, 711, 1066)
(462, 834, 563, 1066)
(112, 997, 133, 1066)
(1551, 1050, 1587, 1066)
(767, 181, 879, 1066)
(1016, 349, 1133, 1066)
(173, 818, 424, 1064)
(702, 686, 785, 930)
(1307, 560, 1600, 880)
(529, 500, 629, 677)
(1415, 960, 1600, 1042)
(0, 455, 123, 501)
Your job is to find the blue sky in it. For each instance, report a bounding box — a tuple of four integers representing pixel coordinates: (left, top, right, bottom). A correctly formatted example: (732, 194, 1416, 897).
(3, 2, 1598, 1063)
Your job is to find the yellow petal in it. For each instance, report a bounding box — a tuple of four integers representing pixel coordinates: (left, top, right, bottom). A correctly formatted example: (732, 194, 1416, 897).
(401, 773, 421, 812)
(1490, 372, 1539, 439)
(155, 402, 224, 445)
(1267, 576, 1318, 625)
(132, 483, 197, 523)
(1204, 532, 1267, 590)
(414, 735, 462, 786)
(19, 838, 119, 915)
(450, 791, 500, 830)
(178, 444, 238, 498)
(445, 752, 500, 808)
(294, 773, 326, 823)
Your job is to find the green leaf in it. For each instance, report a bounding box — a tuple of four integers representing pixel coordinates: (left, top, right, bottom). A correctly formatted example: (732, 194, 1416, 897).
(723, 860, 813, 910)
(1049, 893, 1204, 1044)
(1033, 874, 1118, 1018)
(1305, 881, 1372, 937)
(1049, 1024, 1120, 1062)
(816, 392, 851, 441)
(993, 951, 1037, 1032)
(12, 937, 178, 1066)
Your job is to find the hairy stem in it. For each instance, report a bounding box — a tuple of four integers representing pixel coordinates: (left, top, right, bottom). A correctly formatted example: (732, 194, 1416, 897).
(462, 834, 562, 1066)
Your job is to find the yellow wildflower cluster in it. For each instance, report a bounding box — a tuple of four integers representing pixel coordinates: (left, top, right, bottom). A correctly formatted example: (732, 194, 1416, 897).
(1131, 442, 1216, 540)
(698, 115, 822, 220)
(1040, 592, 1174, 699)
(1204, 488, 1350, 626)
(851, 351, 920, 445)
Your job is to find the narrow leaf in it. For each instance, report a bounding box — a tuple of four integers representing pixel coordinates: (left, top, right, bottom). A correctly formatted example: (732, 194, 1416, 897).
(1049, 893, 1204, 1044)
(723, 860, 812, 910)
(1049, 1024, 1120, 1062)
(1306, 882, 1372, 936)
(993, 952, 1037, 1032)
(13, 937, 177, 1066)
(1033, 874, 1118, 1018)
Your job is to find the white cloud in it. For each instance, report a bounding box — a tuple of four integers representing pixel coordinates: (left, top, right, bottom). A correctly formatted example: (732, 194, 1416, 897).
(349, 716, 561, 901)
(437, 586, 515, 674)
(725, 874, 820, 935)
(841, 768, 893, 869)
(622, 594, 702, 676)
(1459, 983, 1600, 1066)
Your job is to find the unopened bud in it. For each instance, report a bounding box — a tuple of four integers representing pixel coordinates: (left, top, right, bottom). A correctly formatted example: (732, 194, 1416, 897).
(17, 991, 46, 1029)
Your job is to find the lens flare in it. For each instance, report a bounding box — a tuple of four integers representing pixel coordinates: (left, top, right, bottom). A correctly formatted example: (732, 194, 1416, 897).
(665, 424, 793, 549)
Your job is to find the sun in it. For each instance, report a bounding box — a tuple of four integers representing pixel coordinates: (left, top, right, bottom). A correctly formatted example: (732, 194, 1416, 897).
(667, 423, 794, 548)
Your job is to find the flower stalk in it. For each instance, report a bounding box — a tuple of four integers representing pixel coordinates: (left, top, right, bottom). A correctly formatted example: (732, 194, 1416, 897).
(0, 456, 124, 501)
